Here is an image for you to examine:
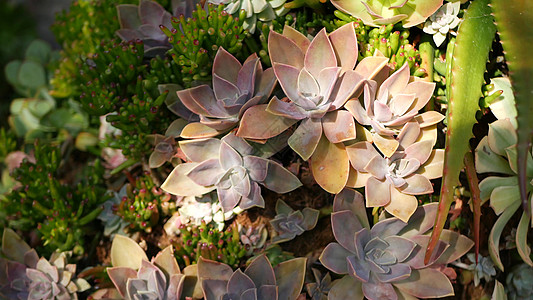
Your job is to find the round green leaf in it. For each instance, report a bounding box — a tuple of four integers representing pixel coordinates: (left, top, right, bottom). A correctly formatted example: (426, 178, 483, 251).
(17, 60, 46, 90)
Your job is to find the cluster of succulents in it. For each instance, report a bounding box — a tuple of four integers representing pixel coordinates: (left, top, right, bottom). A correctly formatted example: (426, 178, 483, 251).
(171, 220, 247, 268)
(270, 199, 319, 243)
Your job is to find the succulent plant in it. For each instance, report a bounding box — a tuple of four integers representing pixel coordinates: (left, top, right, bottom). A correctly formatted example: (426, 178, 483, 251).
(330, 0, 443, 28)
(306, 268, 333, 300)
(107, 235, 199, 300)
(172, 220, 247, 268)
(98, 185, 130, 237)
(423, 1, 461, 47)
(270, 199, 319, 243)
(208, 0, 290, 33)
(345, 123, 444, 222)
(161, 132, 301, 212)
(197, 254, 306, 300)
(236, 213, 269, 255)
(345, 63, 443, 157)
(0, 228, 90, 300)
(176, 47, 276, 139)
(319, 188, 473, 300)
(116, 0, 174, 57)
(475, 117, 533, 270)
(454, 253, 496, 287)
(506, 263, 533, 300)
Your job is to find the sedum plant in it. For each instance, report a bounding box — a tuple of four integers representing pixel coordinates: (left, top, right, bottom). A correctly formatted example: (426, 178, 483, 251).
(319, 189, 473, 300)
(161, 132, 301, 212)
(330, 0, 443, 28)
(0, 228, 90, 300)
(270, 199, 319, 244)
(506, 263, 533, 300)
(345, 123, 444, 222)
(197, 254, 306, 300)
(177, 47, 276, 139)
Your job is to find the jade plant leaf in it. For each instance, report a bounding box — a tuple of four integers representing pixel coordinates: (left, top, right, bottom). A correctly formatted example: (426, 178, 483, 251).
(426, 0, 496, 263)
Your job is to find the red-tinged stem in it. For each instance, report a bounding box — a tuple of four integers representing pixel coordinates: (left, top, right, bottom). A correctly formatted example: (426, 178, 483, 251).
(464, 151, 481, 264)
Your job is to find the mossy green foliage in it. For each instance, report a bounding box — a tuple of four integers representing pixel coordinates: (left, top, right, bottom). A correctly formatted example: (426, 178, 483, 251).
(163, 3, 249, 86)
(0, 142, 109, 256)
(173, 221, 247, 269)
(115, 172, 175, 233)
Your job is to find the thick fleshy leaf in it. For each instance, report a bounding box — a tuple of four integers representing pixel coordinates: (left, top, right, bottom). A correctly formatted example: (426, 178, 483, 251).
(311, 135, 350, 193)
(213, 47, 242, 84)
(319, 243, 351, 275)
(376, 263, 412, 283)
(362, 282, 397, 300)
(373, 133, 399, 158)
(179, 138, 221, 162)
(397, 121, 421, 149)
(432, 229, 474, 265)
(346, 255, 369, 282)
(218, 187, 242, 212)
(478, 176, 518, 202)
(274, 257, 306, 300)
(275, 199, 294, 215)
(377, 63, 409, 101)
(2, 228, 31, 263)
(488, 119, 518, 156)
(354, 56, 390, 81)
(110, 235, 148, 269)
(289, 118, 322, 161)
(418, 149, 444, 179)
(322, 110, 356, 143)
(331, 211, 363, 253)
(107, 267, 138, 298)
(384, 236, 417, 262)
(329, 70, 366, 109)
(394, 269, 454, 299)
(153, 246, 181, 277)
(333, 188, 370, 229)
(345, 98, 371, 125)
(346, 141, 380, 171)
(180, 122, 225, 139)
(400, 174, 433, 195)
(403, 81, 437, 113)
(365, 176, 391, 207)
(475, 137, 514, 175)
(414, 111, 445, 128)
(304, 29, 336, 79)
(405, 140, 434, 165)
(261, 159, 302, 193)
(243, 156, 268, 182)
(364, 155, 388, 180)
(268, 31, 304, 69)
(227, 269, 255, 296)
(385, 188, 418, 223)
(328, 276, 364, 300)
(244, 255, 276, 287)
(282, 25, 310, 53)
(516, 212, 533, 267)
(302, 208, 319, 230)
(212, 73, 241, 103)
(117, 4, 141, 29)
(489, 200, 520, 271)
(237, 104, 298, 139)
(329, 22, 358, 73)
(405, 236, 448, 269)
(161, 163, 216, 196)
(197, 257, 234, 281)
(398, 203, 438, 237)
(187, 159, 224, 186)
(202, 279, 228, 300)
(490, 185, 520, 215)
(257, 285, 278, 300)
(266, 96, 308, 120)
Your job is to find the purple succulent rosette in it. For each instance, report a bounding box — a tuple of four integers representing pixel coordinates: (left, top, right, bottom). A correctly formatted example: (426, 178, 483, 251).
(177, 47, 276, 139)
(161, 132, 301, 212)
(319, 189, 473, 300)
(198, 254, 306, 300)
(270, 199, 319, 244)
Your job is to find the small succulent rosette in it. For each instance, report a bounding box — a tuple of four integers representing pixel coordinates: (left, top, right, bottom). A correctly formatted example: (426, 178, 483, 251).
(105, 235, 200, 300)
(197, 254, 306, 300)
(161, 132, 301, 213)
(423, 1, 461, 47)
(330, 0, 443, 28)
(0, 229, 90, 300)
(319, 189, 473, 300)
(270, 199, 319, 243)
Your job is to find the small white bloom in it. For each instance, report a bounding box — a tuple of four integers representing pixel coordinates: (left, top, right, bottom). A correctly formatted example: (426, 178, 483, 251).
(423, 1, 461, 46)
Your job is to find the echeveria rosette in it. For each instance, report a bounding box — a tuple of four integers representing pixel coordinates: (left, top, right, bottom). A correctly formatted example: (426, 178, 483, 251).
(161, 133, 301, 212)
(330, 0, 443, 28)
(238, 23, 389, 193)
(116, 0, 174, 57)
(208, 0, 289, 33)
(423, 1, 461, 47)
(345, 63, 443, 157)
(177, 47, 276, 139)
(475, 118, 533, 270)
(198, 254, 306, 300)
(346, 123, 444, 222)
(270, 199, 319, 244)
(319, 189, 474, 300)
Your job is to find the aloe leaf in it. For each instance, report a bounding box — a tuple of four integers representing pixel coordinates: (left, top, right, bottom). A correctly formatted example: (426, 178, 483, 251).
(489, 200, 520, 271)
(464, 152, 481, 263)
(516, 211, 533, 267)
(491, 0, 533, 213)
(426, 0, 496, 264)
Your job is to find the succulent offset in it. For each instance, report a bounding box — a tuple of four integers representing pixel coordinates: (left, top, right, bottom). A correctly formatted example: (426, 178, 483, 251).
(161, 132, 301, 212)
(177, 47, 276, 138)
(270, 199, 319, 243)
(197, 254, 306, 300)
(319, 189, 473, 300)
(330, 0, 443, 28)
(423, 1, 461, 47)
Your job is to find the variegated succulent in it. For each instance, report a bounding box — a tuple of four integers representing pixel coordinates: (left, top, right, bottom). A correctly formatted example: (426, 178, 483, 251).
(106, 234, 199, 300)
(319, 189, 473, 300)
(177, 47, 276, 139)
(197, 254, 306, 300)
(116, 0, 174, 57)
(345, 63, 443, 157)
(345, 122, 444, 222)
(237, 22, 389, 193)
(270, 199, 319, 243)
(0, 229, 90, 300)
(330, 0, 443, 28)
(161, 132, 301, 212)
(208, 0, 289, 33)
